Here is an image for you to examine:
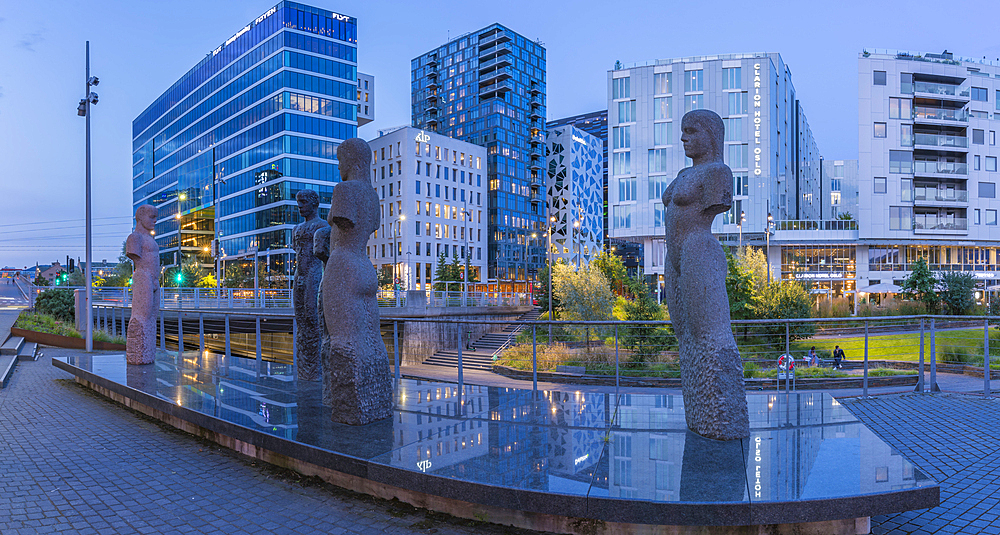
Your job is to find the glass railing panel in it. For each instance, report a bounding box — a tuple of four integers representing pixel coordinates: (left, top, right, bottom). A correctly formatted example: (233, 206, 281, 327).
(914, 161, 968, 175)
(913, 81, 961, 96)
(913, 107, 969, 122)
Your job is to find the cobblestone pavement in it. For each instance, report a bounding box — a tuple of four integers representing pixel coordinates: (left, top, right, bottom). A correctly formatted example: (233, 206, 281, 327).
(0, 352, 543, 535)
(844, 393, 1000, 534)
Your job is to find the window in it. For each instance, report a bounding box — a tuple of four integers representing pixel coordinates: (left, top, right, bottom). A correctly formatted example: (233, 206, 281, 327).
(975, 155, 981, 171)
(415, 181, 421, 195)
(613, 152, 631, 175)
(724, 117, 743, 141)
(900, 73, 913, 94)
(649, 149, 670, 174)
(874, 177, 887, 193)
(900, 178, 911, 201)
(980, 182, 995, 198)
(723, 67, 741, 90)
(649, 176, 668, 200)
(684, 70, 703, 92)
(976, 209, 981, 225)
(989, 209, 998, 226)
(653, 122, 672, 145)
(727, 92, 748, 115)
(612, 126, 631, 149)
(415, 221, 421, 235)
(973, 129, 985, 145)
(653, 97, 670, 120)
(685, 94, 704, 112)
(972, 87, 988, 102)
(619, 178, 637, 201)
(617, 100, 636, 122)
(653, 72, 671, 94)
(991, 131, 996, 146)
(734, 173, 749, 196)
(988, 157, 998, 172)
(435, 184, 441, 197)
(654, 203, 665, 227)
(613, 205, 632, 229)
(889, 151, 913, 174)
(873, 71, 886, 85)
(889, 206, 912, 230)
(612, 77, 630, 99)
(888, 97, 911, 119)
(901, 124, 913, 146)
(874, 122, 887, 138)
(726, 144, 748, 168)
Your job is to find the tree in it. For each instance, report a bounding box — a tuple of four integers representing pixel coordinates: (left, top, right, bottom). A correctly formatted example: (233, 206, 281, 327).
(33, 274, 50, 287)
(836, 212, 854, 221)
(35, 288, 75, 322)
(553, 263, 614, 346)
(223, 263, 252, 288)
(535, 261, 563, 312)
(591, 250, 630, 295)
(754, 280, 815, 342)
(619, 275, 672, 363)
(179, 258, 206, 288)
(939, 272, 976, 315)
(197, 274, 218, 288)
(725, 248, 755, 321)
(901, 258, 938, 313)
(432, 253, 462, 291)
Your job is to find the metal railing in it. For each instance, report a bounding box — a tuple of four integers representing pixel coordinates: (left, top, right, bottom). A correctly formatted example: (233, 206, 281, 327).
(774, 219, 858, 231)
(86, 307, 999, 401)
(27, 285, 532, 310)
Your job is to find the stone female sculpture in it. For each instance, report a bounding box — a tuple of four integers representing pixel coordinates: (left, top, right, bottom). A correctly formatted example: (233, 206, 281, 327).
(321, 138, 392, 424)
(661, 110, 749, 440)
(292, 189, 330, 381)
(125, 204, 160, 365)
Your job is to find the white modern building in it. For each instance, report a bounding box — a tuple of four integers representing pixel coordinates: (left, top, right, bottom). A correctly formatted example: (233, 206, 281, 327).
(857, 50, 1000, 287)
(367, 126, 488, 291)
(545, 125, 604, 267)
(607, 53, 822, 288)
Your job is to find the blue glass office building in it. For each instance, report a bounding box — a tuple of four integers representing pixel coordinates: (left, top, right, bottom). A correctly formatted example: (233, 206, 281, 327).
(411, 24, 547, 284)
(132, 2, 359, 279)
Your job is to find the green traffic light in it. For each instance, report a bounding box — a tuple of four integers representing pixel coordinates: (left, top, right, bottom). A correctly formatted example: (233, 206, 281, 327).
(176, 273, 183, 283)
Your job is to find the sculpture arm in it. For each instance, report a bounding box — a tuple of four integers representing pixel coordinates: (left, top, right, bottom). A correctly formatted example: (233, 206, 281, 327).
(314, 226, 331, 264)
(125, 232, 142, 262)
(703, 164, 736, 215)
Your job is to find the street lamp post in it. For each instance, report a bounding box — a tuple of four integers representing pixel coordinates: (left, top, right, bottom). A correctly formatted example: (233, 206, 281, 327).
(738, 210, 746, 249)
(547, 216, 555, 346)
(393, 215, 405, 296)
(78, 41, 99, 352)
(524, 232, 537, 294)
(766, 212, 774, 283)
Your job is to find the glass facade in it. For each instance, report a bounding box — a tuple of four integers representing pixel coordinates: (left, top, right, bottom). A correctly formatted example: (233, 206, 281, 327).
(132, 2, 358, 280)
(548, 111, 609, 250)
(411, 24, 547, 281)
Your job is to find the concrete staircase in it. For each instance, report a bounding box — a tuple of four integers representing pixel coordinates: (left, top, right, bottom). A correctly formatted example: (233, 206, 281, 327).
(422, 308, 542, 371)
(1, 335, 39, 388)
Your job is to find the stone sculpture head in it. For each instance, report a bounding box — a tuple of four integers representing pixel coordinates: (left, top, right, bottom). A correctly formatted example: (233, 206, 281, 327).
(336, 138, 372, 183)
(296, 189, 320, 220)
(135, 204, 157, 233)
(681, 110, 725, 164)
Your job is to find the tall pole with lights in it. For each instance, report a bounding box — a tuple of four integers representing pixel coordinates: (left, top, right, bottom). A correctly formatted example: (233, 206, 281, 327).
(77, 42, 99, 352)
(738, 210, 746, 250)
(766, 212, 774, 283)
(547, 216, 555, 345)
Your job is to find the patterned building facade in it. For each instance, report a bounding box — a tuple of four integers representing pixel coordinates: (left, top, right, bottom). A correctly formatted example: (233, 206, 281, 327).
(545, 126, 604, 267)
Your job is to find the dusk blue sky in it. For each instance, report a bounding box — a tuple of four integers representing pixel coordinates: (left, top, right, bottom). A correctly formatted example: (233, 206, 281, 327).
(2, 0, 998, 269)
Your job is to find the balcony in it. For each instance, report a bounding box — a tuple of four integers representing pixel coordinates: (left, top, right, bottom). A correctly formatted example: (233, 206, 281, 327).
(914, 81, 970, 100)
(427, 79, 440, 90)
(425, 55, 438, 67)
(424, 106, 438, 117)
(914, 160, 968, 176)
(530, 173, 545, 187)
(912, 188, 968, 205)
(529, 189, 543, 204)
(914, 106, 968, 123)
(773, 220, 858, 231)
(529, 83, 541, 96)
(913, 133, 968, 150)
(479, 65, 514, 85)
(426, 92, 438, 103)
(479, 79, 514, 98)
(529, 158, 543, 171)
(478, 29, 512, 50)
(479, 55, 512, 73)
(529, 108, 543, 120)
(913, 215, 967, 234)
(479, 41, 513, 60)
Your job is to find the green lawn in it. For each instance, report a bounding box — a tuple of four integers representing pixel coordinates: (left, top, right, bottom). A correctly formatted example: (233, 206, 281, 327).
(785, 327, 998, 363)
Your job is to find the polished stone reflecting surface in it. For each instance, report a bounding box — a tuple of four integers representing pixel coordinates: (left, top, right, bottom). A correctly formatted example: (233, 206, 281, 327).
(56, 350, 935, 511)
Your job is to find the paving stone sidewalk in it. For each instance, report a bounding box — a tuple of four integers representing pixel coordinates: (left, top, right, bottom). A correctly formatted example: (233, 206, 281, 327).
(0, 350, 541, 535)
(844, 393, 1000, 534)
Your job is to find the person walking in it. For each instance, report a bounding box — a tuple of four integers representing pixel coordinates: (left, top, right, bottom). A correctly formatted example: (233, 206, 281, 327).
(833, 345, 845, 369)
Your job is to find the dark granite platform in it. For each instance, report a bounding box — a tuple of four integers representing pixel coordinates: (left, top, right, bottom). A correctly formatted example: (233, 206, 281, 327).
(53, 350, 938, 531)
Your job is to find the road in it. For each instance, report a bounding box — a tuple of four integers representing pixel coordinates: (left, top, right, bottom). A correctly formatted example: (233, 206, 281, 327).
(0, 278, 27, 310)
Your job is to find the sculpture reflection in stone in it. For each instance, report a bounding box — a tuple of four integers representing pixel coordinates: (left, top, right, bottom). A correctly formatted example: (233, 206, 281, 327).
(320, 138, 393, 424)
(125, 204, 160, 365)
(662, 110, 750, 440)
(292, 189, 330, 381)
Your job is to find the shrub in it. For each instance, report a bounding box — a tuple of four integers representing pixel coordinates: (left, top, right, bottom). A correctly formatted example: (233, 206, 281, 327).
(815, 298, 853, 318)
(14, 312, 81, 338)
(868, 368, 917, 377)
(35, 288, 75, 322)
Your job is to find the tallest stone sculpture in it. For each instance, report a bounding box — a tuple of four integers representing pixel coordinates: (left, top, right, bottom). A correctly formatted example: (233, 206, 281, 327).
(662, 110, 749, 441)
(321, 138, 393, 425)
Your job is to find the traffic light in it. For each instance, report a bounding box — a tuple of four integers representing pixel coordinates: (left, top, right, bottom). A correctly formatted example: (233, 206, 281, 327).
(69, 258, 75, 273)
(176, 272, 183, 284)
